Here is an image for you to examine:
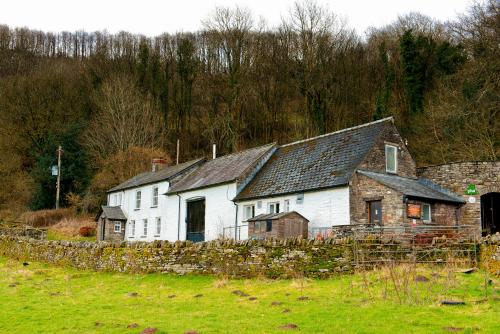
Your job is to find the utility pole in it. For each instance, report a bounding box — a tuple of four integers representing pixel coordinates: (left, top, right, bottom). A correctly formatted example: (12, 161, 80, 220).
(176, 139, 180, 165)
(55, 145, 63, 209)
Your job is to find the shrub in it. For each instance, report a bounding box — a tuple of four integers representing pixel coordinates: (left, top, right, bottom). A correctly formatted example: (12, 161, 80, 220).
(79, 226, 96, 237)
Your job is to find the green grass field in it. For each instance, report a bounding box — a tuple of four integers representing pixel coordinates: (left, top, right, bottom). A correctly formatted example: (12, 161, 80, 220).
(0, 257, 498, 334)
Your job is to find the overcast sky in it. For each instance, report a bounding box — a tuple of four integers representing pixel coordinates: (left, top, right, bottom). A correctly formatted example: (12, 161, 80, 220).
(1, 0, 472, 36)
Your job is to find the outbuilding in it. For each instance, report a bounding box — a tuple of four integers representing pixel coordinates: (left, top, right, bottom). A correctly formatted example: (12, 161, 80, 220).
(96, 206, 127, 242)
(247, 211, 309, 239)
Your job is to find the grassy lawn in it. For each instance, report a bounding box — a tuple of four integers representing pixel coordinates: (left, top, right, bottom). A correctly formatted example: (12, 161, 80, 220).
(0, 257, 498, 334)
(46, 230, 96, 242)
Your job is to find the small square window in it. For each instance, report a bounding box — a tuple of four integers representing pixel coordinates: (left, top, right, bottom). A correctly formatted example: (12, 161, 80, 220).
(296, 193, 304, 204)
(114, 222, 121, 233)
(244, 205, 255, 220)
(268, 202, 280, 214)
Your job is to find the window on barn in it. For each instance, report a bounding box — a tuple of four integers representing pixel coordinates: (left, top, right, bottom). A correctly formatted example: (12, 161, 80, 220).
(155, 217, 161, 236)
(135, 191, 142, 210)
(114, 222, 121, 232)
(385, 144, 398, 173)
(152, 187, 159, 207)
(244, 205, 255, 220)
(268, 202, 280, 214)
(143, 219, 148, 237)
(130, 220, 135, 237)
(422, 204, 431, 223)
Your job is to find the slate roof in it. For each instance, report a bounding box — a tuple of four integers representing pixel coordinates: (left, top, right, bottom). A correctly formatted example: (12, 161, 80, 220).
(108, 158, 204, 193)
(357, 170, 466, 204)
(168, 143, 276, 194)
(247, 211, 309, 222)
(235, 117, 393, 201)
(100, 206, 127, 220)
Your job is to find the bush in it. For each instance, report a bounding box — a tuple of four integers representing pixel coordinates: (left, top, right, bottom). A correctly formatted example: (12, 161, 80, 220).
(79, 226, 96, 237)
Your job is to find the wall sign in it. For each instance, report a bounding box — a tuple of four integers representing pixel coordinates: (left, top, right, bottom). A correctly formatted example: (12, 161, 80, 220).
(468, 196, 476, 204)
(407, 204, 421, 219)
(465, 184, 479, 195)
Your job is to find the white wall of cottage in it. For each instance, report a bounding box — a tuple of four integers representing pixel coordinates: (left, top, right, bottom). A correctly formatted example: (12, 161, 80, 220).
(236, 186, 350, 239)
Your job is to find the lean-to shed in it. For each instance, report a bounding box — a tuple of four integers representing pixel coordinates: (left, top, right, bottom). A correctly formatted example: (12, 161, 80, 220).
(247, 211, 309, 239)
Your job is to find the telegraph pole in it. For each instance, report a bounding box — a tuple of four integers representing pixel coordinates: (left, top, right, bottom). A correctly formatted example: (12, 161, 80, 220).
(55, 145, 63, 209)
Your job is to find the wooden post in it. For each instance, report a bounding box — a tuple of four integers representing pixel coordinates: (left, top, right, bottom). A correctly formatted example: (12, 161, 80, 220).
(55, 145, 63, 209)
(176, 139, 180, 165)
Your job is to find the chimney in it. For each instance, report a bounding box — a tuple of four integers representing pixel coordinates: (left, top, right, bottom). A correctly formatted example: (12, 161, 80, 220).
(212, 144, 216, 160)
(152, 158, 168, 172)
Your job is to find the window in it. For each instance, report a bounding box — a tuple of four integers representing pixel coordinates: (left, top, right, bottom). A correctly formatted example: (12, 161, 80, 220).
(118, 193, 122, 206)
(130, 220, 136, 237)
(385, 144, 398, 173)
(135, 191, 142, 210)
(296, 193, 304, 204)
(114, 221, 121, 232)
(155, 217, 161, 236)
(266, 220, 272, 232)
(268, 202, 280, 214)
(152, 187, 159, 207)
(284, 199, 290, 212)
(257, 201, 262, 209)
(422, 204, 431, 222)
(244, 205, 255, 220)
(143, 219, 148, 237)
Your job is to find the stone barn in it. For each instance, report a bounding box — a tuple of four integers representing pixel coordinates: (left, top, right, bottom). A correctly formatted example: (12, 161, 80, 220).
(96, 206, 127, 242)
(418, 162, 500, 236)
(247, 212, 309, 239)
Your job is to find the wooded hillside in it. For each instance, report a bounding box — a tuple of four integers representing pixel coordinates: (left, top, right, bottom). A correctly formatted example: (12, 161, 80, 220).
(0, 0, 497, 217)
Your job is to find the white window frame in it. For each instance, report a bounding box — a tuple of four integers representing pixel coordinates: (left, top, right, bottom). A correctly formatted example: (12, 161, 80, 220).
(284, 199, 290, 212)
(155, 217, 161, 236)
(130, 220, 136, 237)
(152, 187, 159, 207)
(118, 193, 122, 206)
(135, 191, 142, 210)
(385, 144, 398, 174)
(268, 202, 280, 214)
(296, 193, 304, 204)
(143, 219, 148, 237)
(114, 221, 121, 233)
(244, 205, 255, 221)
(422, 203, 432, 223)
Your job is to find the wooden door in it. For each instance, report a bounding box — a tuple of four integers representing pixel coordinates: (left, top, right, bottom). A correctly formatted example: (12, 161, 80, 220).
(186, 199, 205, 242)
(369, 201, 382, 225)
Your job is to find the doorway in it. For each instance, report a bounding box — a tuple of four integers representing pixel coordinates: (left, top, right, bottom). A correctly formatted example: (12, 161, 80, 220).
(481, 192, 500, 235)
(186, 198, 205, 242)
(368, 200, 382, 225)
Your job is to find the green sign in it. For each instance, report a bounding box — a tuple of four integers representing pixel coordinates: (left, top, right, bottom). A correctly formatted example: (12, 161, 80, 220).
(465, 184, 479, 195)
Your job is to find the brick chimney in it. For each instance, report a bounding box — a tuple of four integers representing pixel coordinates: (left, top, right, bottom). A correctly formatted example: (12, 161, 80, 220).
(152, 158, 168, 172)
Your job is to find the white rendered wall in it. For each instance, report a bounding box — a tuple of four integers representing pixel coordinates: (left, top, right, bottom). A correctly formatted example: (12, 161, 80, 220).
(167, 183, 238, 241)
(107, 180, 173, 242)
(236, 186, 350, 239)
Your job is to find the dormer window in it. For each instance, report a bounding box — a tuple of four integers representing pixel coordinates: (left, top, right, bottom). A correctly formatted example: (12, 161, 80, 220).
(385, 144, 398, 174)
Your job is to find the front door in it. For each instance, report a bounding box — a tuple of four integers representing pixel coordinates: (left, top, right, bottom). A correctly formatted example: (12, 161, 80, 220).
(369, 201, 382, 225)
(186, 198, 205, 242)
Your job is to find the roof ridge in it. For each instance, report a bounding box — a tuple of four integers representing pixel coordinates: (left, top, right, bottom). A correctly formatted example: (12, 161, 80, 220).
(281, 117, 394, 148)
(210, 142, 276, 161)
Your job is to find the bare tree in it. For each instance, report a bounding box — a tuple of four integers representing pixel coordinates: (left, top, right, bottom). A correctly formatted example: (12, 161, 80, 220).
(83, 74, 167, 162)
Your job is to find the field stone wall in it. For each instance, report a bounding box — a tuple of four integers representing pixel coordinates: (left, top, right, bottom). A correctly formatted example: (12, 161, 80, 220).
(0, 236, 354, 278)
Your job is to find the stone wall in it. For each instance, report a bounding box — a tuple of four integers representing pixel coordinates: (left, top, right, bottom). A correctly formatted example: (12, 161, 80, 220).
(0, 235, 492, 277)
(358, 123, 417, 178)
(418, 161, 500, 228)
(350, 172, 405, 225)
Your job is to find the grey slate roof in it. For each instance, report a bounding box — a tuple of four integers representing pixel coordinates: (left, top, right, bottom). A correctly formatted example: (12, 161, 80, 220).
(108, 158, 204, 193)
(168, 143, 276, 194)
(235, 118, 393, 201)
(100, 206, 127, 220)
(357, 170, 466, 204)
(247, 211, 309, 222)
